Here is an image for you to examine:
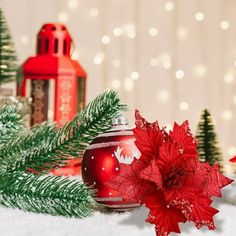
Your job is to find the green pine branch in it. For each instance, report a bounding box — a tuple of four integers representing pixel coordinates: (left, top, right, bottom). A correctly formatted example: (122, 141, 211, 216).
(0, 123, 59, 173)
(0, 106, 25, 146)
(0, 90, 127, 173)
(0, 171, 96, 218)
(0, 90, 127, 218)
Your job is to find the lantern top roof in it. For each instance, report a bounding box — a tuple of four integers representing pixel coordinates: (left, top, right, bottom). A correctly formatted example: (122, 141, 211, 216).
(38, 23, 71, 36)
(22, 23, 86, 77)
(37, 23, 72, 56)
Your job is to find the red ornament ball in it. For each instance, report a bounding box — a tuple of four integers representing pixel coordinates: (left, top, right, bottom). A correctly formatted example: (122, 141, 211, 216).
(82, 117, 141, 211)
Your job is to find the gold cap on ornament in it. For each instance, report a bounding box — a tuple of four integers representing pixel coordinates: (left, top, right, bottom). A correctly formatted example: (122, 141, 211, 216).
(112, 116, 128, 126)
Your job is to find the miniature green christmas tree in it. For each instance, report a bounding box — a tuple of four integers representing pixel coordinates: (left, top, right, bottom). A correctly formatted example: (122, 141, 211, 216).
(196, 109, 223, 167)
(0, 8, 17, 85)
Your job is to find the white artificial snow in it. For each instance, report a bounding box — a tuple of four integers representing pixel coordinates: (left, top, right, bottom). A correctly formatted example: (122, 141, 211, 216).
(0, 203, 234, 236)
(0, 179, 235, 236)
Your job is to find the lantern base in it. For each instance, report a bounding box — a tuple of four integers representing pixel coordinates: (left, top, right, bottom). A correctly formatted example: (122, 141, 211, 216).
(51, 159, 82, 176)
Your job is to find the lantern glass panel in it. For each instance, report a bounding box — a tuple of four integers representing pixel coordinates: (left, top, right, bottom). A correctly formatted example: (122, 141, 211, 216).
(26, 79, 55, 125)
(78, 76, 86, 112)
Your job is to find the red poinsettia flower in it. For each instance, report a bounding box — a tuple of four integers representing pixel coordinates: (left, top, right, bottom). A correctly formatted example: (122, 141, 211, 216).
(145, 192, 187, 235)
(107, 110, 233, 236)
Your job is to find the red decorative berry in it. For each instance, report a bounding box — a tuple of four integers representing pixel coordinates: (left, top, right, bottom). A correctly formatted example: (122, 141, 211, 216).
(82, 117, 141, 211)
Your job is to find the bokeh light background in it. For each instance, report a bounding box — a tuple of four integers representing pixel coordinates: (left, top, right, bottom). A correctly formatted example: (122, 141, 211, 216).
(1, 0, 236, 166)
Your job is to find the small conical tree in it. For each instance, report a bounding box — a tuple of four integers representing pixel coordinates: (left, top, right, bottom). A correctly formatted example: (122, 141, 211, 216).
(196, 109, 223, 167)
(0, 8, 17, 85)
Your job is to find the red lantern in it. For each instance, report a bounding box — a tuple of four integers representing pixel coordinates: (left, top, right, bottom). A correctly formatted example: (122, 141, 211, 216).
(20, 23, 86, 127)
(82, 117, 141, 211)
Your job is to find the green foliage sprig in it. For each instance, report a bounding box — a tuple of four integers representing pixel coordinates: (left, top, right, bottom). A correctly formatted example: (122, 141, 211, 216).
(0, 90, 126, 218)
(0, 171, 96, 218)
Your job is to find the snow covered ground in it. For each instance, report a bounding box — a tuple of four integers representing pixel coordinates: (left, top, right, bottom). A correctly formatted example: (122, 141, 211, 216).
(0, 181, 235, 236)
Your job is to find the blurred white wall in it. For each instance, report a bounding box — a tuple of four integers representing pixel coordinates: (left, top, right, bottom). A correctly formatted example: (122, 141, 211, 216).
(1, 0, 236, 163)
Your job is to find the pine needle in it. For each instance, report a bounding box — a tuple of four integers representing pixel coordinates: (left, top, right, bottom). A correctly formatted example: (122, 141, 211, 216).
(0, 171, 96, 218)
(0, 105, 25, 146)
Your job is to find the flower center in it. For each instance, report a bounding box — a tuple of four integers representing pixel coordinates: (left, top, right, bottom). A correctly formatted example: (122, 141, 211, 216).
(163, 165, 185, 189)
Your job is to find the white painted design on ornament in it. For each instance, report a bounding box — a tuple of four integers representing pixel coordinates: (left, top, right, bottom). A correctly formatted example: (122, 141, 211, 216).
(114, 146, 140, 165)
(94, 197, 123, 202)
(86, 140, 134, 150)
(97, 130, 133, 138)
(101, 203, 141, 208)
